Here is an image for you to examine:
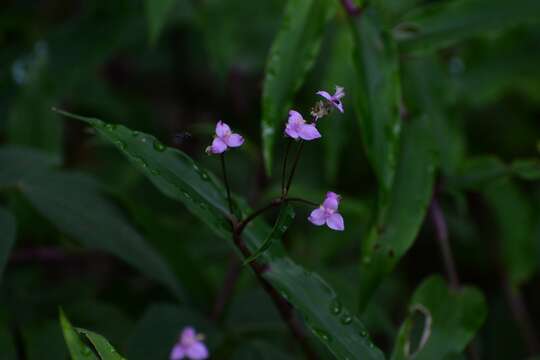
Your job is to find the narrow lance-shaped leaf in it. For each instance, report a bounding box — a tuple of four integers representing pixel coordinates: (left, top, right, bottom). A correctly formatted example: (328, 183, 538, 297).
(57, 110, 385, 359)
(17, 170, 184, 300)
(261, 0, 332, 173)
(59, 309, 99, 360)
(145, 0, 176, 44)
(395, 0, 540, 52)
(0, 207, 16, 282)
(392, 276, 487, 360)
(357, 114, 436, 312)
(483, 179, 538, 286)
(244, 204, 295, 265)
(77, 329, 127, 360)
(348, 9, 402, 197)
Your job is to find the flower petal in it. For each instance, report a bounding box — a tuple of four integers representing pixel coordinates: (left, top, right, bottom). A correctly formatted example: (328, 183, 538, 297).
(185, 342, 209, 360)
(334, 86, 345, 99)
(209, 137, 227, 154)
(308, 208, 327, 226)
(225, 133, 244, 147)
(333, 100, 344, 113)
(215, 121, 231, 137)
(322, 197, 339, 211)
(181, 327, 197, 343)
(316, 91, 332, 101)
(288, 110, 305, 125)
(170, 344, 185, 360)
(285, 125, 299, 139)
(298, 124, 321, 141)
(327, 213, 345, 231)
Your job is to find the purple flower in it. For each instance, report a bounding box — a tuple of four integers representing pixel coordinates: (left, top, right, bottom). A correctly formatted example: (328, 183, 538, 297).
(170, 327, 209, 360)
(284, 110, 321, 141)
(308, 192, 345, 231)
(316, 86, 345, 113)
(206, 121, 244, 154)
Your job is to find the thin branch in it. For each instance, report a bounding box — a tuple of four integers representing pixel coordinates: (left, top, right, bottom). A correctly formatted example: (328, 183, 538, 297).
(429, 197, 460, 289)
(339, 0, 364, 17)
(237, 198, 283, 233)
(211, 255, 242, 321)
(220, 153, 234, 214)
(281, 139, 293, 196)
(231, 227, 319, 359)
(502, 273, 540, 354)
(285, 141, 305, 195)
(287, 197, 318, 207)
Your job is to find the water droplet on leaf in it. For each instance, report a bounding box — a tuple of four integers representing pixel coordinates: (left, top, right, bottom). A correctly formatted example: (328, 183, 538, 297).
(153, 140, 166, 152)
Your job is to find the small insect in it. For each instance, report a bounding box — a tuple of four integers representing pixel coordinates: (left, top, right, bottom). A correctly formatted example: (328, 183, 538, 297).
(173, 131, 192, 145)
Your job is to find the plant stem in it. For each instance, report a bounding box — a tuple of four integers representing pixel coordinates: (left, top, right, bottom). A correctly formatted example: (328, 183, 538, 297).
(220, 153, 234, 214)
(237, 198, 283, 233)
(285, 141, 305, 196)
(211, 255, 242, 321)
(502, 272, 540, 354)
(429, 197, 460, 289)
(281, 139, 293, 196)
(231, 226, 319, 359)
(287, 197, 318, 207)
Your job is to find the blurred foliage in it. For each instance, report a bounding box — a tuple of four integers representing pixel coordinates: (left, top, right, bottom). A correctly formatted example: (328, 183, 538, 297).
(0, 0, 539, 359)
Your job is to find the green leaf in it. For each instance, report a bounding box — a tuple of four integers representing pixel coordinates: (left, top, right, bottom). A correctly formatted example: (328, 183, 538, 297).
(76, 329, 126, 360)
(483, 179, 538, 286)
(261, 0, 333, 173)
(395, 0, 540, 52)
(145, 0, 177, 44)
(243, 204, 295, 265)
(510, 159, 540, 180)
(0, 207, 16, 282)
(58, 110, 385, 360)
(349, 10, 402, 196)
(448, 156, 540, 190)
(391, 276, 487, 360)
(59, 309, 99, 360)
(0, 146, 60, 187)
(16, 170, 183, 299)
(357, 114, 436, 312)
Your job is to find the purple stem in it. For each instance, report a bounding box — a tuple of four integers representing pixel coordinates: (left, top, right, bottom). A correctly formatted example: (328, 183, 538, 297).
(339, 0, 363, 17)
(429, 198, 460, 289)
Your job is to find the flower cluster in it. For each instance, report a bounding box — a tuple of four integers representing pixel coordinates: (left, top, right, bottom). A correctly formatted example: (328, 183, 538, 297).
(178, 86, 346, 359)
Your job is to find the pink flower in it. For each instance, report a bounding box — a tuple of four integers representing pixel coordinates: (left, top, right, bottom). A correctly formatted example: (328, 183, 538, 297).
(316, 86, 345, 113)
(308, 192, 345, 231)
(284, 110, 321, 141)
(206, 121, 244, 154)
(170, 327, 209, 360)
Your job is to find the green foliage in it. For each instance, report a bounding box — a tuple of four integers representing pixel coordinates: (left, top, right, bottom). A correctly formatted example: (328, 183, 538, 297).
(57, 111, 385, 359)
(60, 309, 126, 360)
(395, 0, 540, 52)
(392, 276, 487, 360)
(145, 0, 176, 44)
(357, 114, 436, 311)
(244, 203, 295, 264)
(261, 0, 333, 173)
(349, 10, 402, 196)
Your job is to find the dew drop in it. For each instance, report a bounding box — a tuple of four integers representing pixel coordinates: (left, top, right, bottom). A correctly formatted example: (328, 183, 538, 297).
(115, 140, 126, 150)
(81, 347, 92, 356)
(362, 256, 372, 265)
(311, 328, 332, 342)
(153, 139, 166, 152)
(150, 168, 160, 176)
(340, 313, 353, 325)
(92, 119, 105, 128)
(131, 130, 140, 137)
(133, 156, 148, 168)
(104, 123, 116, 131)
(329, 299, 342, 315)
(360, 330, 368, 337)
